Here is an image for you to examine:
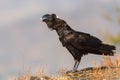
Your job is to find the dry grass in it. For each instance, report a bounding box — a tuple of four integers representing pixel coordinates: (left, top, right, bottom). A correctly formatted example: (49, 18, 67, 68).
(17, 56, 120, 80)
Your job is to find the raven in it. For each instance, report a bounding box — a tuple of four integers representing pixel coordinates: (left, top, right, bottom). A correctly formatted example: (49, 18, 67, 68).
(42, 14, 116, 72)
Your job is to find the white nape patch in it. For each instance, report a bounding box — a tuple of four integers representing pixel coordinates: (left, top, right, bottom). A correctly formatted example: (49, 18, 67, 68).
(56, 16, 59, 18)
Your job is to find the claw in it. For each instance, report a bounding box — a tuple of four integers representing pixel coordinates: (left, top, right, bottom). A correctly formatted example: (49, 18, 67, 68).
(66, 69, 78, 74)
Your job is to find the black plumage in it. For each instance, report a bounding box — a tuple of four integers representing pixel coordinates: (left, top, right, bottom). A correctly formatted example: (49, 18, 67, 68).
(42, 14, 116, 72)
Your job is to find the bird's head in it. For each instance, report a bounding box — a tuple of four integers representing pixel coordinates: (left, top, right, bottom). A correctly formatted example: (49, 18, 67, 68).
(42, 14, 60, 30)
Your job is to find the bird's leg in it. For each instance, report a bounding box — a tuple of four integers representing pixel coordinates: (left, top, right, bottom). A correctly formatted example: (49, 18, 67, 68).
(66, 60, 77, 73)
(72, 60, 79, 72)
(66, 60, 80, 73)
(75, 61, 80, 70)
(72, 60, 80, 72)
(73, 60, 77, 71)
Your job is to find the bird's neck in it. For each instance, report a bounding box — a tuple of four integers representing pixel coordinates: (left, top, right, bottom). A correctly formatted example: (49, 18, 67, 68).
(55, 23, 73, 37)
(51, 19, 73, 36)
(56, 26, 67, 36)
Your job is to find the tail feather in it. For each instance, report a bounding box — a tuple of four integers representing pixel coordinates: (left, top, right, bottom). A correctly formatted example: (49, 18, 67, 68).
(99, 44, 116, 50)
(98, 44, 116, 56)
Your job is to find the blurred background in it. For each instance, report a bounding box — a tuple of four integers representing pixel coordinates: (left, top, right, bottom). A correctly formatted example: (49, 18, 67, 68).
(0, 0, 120, 80)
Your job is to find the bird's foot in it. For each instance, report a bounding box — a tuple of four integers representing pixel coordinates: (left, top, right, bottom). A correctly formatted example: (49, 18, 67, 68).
(66, 69, 78, 74)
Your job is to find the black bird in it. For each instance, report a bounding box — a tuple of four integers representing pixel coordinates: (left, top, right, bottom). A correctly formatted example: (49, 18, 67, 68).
(42, 14, 116, 72)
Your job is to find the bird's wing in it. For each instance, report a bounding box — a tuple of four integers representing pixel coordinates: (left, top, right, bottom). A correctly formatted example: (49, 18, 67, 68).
(65, 31, 102, 49)
(78, 34, 102, 48)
